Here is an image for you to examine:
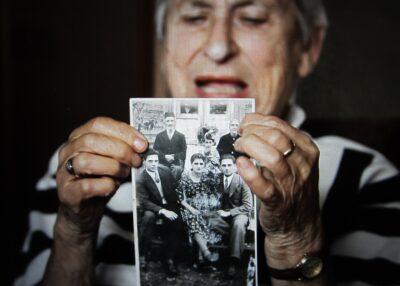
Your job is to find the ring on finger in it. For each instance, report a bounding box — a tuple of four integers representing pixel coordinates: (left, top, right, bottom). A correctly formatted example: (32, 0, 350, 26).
(283, 140, 296, 158)
(65, 157, 77, 176)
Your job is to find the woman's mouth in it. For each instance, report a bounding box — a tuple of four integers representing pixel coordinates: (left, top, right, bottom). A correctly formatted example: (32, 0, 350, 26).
(194, 76, 249, 98)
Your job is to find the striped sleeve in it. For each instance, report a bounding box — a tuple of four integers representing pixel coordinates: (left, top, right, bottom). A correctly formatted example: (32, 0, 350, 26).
(317, 136, 400, 286)
(257, 136, 399, 286)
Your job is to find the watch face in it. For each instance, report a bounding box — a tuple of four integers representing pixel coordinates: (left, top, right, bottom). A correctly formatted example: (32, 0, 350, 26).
(300, 256, 323, 279)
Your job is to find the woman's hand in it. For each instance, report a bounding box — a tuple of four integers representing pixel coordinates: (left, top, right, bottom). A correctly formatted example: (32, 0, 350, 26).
(44, 117, 147, 285)
(234, 114, 322, 268)
(56, 117, 148, 238)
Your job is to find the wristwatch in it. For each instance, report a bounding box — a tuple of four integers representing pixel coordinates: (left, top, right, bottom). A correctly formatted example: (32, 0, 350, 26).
(268, 253, 323, 281)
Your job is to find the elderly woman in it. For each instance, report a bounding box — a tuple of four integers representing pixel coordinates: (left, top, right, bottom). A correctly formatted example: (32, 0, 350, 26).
(18, 0, 399, 285)
(177, 153, 221, 263)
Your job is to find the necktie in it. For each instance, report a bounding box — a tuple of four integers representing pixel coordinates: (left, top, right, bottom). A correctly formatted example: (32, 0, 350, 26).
(224, 176, 229, 190)
(155, 172, 160, 183)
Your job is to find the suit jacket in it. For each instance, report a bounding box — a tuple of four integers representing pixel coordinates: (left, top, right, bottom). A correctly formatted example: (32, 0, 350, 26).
(221, 173, 253, 217)
(136, 167, 178, 214)
(216, 133, 240, 158)
(153, 130, 187, 167)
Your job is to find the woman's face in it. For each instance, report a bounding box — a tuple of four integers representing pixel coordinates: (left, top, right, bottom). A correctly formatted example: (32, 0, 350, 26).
(192, 158, 205, 173)
(163, 0, 309, 116)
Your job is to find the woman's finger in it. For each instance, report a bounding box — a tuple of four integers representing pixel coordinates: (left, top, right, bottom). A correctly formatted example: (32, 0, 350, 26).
(234, 133, 291, 182)
(69, 117, 148, 153)
(236, 156, 275, 202)
(69, 152, 130, 179)
(240, 114, 317, 153)
(240, 123, 294, 155)
(60, 177, 118, 206)
(60, 132, 142, 167)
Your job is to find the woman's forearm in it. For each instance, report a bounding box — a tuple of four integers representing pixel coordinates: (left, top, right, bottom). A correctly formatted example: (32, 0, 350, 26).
(42, 213, 97, 286)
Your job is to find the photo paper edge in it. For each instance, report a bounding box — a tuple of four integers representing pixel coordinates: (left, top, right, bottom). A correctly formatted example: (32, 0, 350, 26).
(129, 97, 258, 286)
(129, 98, 142, 286)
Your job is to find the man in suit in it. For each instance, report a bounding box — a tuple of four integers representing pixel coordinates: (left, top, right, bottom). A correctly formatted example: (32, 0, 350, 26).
(136, 149, 182, 279)
(215, 154, 253, 277)
(153, 112, 187, 179)
(216, 119, 240, 158)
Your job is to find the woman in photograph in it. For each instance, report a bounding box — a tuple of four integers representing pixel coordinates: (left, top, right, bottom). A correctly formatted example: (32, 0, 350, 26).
(176, 153, 222, 263)
(199, 130, 221, 176)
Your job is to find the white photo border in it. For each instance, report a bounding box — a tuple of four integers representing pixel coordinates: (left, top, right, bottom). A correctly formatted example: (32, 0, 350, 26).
(129, 97, 257, 286)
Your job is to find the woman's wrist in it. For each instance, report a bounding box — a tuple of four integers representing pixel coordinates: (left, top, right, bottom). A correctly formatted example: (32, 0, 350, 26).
(44, 211, 97, 286)
(264, 221, 323, 269)
(55, 206, 99, 245)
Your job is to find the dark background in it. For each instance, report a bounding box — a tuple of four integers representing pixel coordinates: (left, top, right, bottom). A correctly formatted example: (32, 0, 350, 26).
(2, 0, 399, 284)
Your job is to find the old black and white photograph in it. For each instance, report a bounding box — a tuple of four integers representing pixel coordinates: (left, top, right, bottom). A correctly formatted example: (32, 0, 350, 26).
(130, 98, 257, 286)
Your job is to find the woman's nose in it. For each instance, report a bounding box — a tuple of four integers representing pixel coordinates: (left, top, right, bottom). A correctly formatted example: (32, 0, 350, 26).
(204, 19, 238, 63)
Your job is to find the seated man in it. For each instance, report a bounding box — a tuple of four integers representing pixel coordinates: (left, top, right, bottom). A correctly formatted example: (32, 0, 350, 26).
(214, 154, 253, 277)
(136, 149, 182, 279)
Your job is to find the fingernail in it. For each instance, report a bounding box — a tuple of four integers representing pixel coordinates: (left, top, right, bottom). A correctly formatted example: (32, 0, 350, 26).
(133, 138, 146, 151)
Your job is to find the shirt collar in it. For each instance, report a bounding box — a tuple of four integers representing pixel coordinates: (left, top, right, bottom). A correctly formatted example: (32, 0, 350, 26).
(146, 169, 157, 177)
(224, 174, 234, 183)
(285, 103, 306, 129)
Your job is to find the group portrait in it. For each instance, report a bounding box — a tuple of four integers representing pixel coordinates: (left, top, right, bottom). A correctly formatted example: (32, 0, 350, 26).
(131, 98, 257, 285)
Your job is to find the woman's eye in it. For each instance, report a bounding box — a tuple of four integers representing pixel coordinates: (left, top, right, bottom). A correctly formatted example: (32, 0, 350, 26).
(182, 15, 207, 25)
(240, 16, 267, 26)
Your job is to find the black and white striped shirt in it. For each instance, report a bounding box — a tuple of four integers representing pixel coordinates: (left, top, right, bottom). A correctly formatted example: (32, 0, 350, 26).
(15, 106, 400, 285)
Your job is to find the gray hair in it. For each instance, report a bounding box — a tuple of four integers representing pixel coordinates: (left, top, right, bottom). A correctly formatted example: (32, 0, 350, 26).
(155, 0, 328, 42)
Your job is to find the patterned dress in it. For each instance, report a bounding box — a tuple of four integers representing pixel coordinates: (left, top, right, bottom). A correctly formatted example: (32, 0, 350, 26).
(177, 170, 222, 244)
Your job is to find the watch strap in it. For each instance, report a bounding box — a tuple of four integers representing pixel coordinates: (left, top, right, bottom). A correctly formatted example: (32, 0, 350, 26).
(268, 253, 323, 281)
(269, 266, 303, 281)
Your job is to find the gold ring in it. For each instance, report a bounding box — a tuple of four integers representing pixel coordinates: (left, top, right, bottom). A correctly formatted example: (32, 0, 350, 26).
(283, 141, 296, 158)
